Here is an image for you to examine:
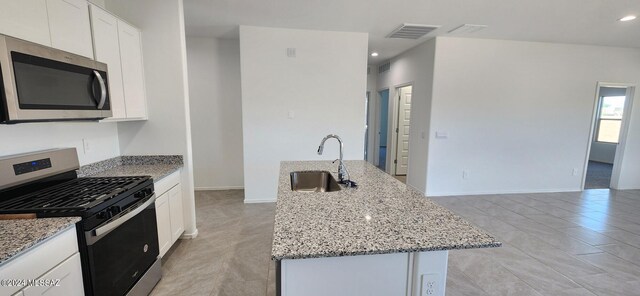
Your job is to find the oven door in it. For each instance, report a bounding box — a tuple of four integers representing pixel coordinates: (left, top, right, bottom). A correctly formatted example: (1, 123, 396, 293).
(0, 34, 112, 123)
(84, 196, 159, 296)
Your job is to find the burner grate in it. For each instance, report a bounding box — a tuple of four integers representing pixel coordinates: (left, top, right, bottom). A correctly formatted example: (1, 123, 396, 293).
(0, 176, 149, 213)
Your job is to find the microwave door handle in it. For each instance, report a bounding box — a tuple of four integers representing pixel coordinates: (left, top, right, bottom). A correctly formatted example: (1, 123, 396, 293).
(92, 70, 107, 109)
(85, 194, 156, 245)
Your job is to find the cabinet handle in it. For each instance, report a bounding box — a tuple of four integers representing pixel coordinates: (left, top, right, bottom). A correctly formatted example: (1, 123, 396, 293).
(93, 70, 107, 109)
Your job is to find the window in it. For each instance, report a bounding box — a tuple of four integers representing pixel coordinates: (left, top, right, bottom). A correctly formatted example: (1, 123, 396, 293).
(596, 96, 626, 144)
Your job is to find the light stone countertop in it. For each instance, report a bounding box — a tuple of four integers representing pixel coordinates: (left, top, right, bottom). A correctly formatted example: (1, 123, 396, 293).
(78, 155, 183, 182)
(0, 217, 80, 266)
(272, 160, 501, 260)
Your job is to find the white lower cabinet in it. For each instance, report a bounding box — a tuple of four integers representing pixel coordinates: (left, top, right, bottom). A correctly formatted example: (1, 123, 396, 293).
(0, 226, 83, 296)
(22, 254, 83, 296)
(169, 183, 185, 243)
(154, 171, 185, 257)
(280, 251, 449, 296)
(155, 190, 172, 257)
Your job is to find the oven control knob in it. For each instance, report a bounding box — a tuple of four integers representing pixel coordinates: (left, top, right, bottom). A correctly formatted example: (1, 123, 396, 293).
(98, 210, 112, 219)
(110, 206, 121, 215)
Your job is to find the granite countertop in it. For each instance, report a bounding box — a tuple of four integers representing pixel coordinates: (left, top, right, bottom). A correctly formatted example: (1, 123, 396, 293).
(0, 217, 80, 266)
(77, 155, 183, 182)
(272, 160, 501, 260)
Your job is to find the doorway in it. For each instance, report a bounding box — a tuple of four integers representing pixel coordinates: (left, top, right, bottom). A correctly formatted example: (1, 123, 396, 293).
(392, 85, 412, 177)
(376, 89, 390, 171)
(583, 84, 635, 189)
(364, 91, 370, 161)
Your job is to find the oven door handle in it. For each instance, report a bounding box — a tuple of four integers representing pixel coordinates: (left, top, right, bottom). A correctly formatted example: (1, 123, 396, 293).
(87, 194, 156, 244)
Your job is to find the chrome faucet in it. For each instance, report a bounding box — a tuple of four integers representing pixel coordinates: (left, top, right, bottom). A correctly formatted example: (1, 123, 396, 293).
(317, 134, 352, 186)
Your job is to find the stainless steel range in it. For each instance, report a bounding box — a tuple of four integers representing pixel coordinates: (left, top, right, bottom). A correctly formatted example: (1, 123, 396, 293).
(0, 148, 161, 296)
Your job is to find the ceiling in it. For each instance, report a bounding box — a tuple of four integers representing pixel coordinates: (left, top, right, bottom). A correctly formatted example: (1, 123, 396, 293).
(183, 0, 640, 63)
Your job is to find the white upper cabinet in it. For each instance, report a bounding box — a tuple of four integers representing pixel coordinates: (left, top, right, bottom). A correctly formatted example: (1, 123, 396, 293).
(89, 4, 127, 119)
(90, 4, 148, 121)
(0, 0, 51, 45)
(46, 0, 94, 58)
(117, 20, 147, 119)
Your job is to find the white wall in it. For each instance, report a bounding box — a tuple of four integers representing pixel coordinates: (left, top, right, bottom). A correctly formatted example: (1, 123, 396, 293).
(105, 0, 198, 236)
(186, 37, 244, 190)
(239, 26, 368, 202)
(617, 86, 640, 190)
(589, 87, 628, 164)
(0, 122, 120, 165)
(426, 37, 640, 195)
(376, 39, 437, 193)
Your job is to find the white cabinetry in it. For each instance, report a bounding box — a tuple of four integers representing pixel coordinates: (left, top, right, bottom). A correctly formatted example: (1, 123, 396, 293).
(0, 0, 50, 45)
(117, 21, 147, 119)
(89, 5, 126, 119)
(46, 0, 93, 58)
(0, 0, 93, 58)
(169, 183, 185, 242)
(280, 251, 449, 296)
(90, 4, 148, 121)
(22, 254, 84, 296)
(0, 226, 83, 296)
(154, 171, 185, 257)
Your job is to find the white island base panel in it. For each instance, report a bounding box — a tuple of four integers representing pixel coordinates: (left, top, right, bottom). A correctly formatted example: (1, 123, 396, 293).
(278, 251, 448, 296)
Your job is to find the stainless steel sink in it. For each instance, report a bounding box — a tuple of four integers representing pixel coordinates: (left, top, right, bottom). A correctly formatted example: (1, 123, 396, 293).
(290, 171, 342, 192)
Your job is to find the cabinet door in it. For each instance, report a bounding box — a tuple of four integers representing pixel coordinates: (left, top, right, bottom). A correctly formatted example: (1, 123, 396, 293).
(46, 0, 93, 58)
(23, 253, 83, 296)
(0, 0, 50, 46)
(89, 4, 127, 119)
(169, 184, 185, 243)
(155, 193, 172, 257)
(117, 20, 147, 119)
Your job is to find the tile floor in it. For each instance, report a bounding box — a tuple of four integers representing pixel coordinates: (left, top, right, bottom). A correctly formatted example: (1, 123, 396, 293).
(150, 190, 276, 296)
(152, 188, 640, 296)
(431, 189, 640, 296)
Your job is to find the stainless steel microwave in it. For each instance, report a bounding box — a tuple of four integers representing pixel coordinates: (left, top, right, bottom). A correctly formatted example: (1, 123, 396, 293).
(0, 34, 112, 124)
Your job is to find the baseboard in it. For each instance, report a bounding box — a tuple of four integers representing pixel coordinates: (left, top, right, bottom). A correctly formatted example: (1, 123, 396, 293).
(195, 186, 244, 191)
(426, 187, 581, 197)
(180, 229, 198, 239)
(244, 199, 276, 204)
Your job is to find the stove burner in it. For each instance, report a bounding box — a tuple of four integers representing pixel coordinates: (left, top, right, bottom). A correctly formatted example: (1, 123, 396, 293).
(0, 176, 149, 215)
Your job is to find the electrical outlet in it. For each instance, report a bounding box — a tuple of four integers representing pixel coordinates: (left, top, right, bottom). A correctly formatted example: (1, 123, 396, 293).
(462, 170, 470, 180)
(421, 274, 440, 296)
(572, 168, 579, 176)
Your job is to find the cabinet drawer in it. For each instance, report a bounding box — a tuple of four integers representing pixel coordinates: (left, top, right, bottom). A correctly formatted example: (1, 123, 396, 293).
(0, 226, 78, 296)
(154, 170, 180, 197)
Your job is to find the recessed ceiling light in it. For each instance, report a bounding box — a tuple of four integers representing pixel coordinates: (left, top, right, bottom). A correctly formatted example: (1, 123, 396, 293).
(371, 52, 379, 57)
(619, 15, 637, 21)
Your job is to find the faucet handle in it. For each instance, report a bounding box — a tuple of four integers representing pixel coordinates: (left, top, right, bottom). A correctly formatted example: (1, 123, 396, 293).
(332, 159, 339, 164)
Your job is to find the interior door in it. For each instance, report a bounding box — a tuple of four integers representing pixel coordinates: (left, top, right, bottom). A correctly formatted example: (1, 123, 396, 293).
(395, 86, 412, 175)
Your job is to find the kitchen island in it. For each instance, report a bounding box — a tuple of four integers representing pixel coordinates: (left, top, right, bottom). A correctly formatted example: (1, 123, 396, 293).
(272, 160, 501, 296)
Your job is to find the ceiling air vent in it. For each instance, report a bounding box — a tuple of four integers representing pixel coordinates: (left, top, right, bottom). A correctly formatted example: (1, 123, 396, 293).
(378, 62, 390, 74)
(386, 23, 440, 39)
(447, 24, 488, 35)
